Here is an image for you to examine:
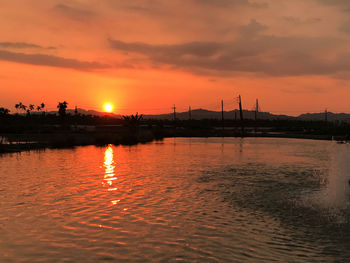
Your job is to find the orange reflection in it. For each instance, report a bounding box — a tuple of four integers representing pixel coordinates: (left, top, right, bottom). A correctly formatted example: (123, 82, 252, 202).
(111, 200, 120, 205)
(103, 145, 117, 190)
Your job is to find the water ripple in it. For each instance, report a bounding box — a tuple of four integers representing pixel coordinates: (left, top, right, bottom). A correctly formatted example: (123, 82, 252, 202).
(0, 138, 349, 262)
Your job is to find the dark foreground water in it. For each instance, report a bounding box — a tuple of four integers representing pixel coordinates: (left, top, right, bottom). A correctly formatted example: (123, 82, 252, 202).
(1, 138, 350, 262)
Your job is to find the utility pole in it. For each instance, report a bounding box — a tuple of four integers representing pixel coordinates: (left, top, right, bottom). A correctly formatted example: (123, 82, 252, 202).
(189, 106, 192, 120)
(221, 100, 224, 121)
(233, 96, 237, 121)
(238, 95, 243, 121)
(173, 104, 176, 121)
(325, 108, 328, 123)
(74, 106, 78, 132)
(254, 99, 259, 134)
(221, 100, 224, 130)
(238, 95, 244, 136)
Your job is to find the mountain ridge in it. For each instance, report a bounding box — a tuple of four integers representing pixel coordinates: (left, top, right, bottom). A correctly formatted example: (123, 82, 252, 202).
(42, 108, 350, 122)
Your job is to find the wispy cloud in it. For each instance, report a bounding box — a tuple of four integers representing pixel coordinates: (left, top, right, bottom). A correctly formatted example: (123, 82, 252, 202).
(280, 86, 326, 94)
(282, 16, 322, 25)
(317, 0, 350, 11)
(194, 0, 268, 8)
(52, 3, 95, 22)
(0, 50, 108, 71)
(109, 19, 348, 77)
(0, 42, 55, 50)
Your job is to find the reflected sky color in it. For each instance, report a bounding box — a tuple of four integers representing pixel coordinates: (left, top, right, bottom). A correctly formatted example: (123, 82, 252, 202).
(2, 138, 350, 262)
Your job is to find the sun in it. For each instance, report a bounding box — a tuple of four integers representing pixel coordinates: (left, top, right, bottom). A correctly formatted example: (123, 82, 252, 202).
(104, 103, 113, 113)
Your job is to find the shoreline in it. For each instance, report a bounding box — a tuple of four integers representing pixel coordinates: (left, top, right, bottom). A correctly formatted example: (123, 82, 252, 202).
(0, 131, 342, 154)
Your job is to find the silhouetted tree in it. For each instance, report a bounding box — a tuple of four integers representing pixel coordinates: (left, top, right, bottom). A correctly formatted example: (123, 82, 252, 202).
(123, 112, 143, 128)
(15, 103, 20, 113)
(26, 104, 35, 116)
(15, 102, 27, 114)
(35, 102, 46, 115)
(0, 107, 10, 116)
(41, 103, 45, 114)
(57, 101, 68, 118)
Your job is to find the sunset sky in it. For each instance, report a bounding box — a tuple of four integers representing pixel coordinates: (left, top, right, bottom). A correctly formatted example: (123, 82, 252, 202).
(1, 0, 350, 115)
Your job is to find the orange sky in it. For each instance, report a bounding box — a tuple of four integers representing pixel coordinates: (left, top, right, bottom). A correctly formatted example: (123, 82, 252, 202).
(1, 0, 350, 116)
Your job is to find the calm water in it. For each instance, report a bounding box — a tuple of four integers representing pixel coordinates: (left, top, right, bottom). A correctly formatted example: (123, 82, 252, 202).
(1, 138, 350, 262)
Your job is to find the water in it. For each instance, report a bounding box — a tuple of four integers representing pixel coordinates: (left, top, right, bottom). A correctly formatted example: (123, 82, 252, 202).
(1, 137, 350, 262)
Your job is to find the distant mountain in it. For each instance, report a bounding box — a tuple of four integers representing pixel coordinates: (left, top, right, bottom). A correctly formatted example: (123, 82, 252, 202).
(144, 109, 293, 120)
(298, 112, 350, 122)
(145, 109, 350, 122)
(68, 108, 122, 118)
(42, 107, 350, 123)
(47, 108, 122, 118)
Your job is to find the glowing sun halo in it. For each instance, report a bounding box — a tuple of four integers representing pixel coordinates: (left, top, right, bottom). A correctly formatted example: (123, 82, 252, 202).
(104, 103, 113, 112)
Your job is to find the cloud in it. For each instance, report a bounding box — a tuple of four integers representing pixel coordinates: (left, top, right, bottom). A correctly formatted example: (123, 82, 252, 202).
(239, 19, 268, 38)
(109, 20, 348, 77)
(280, 86, 326, 94)
(52, 3, 95, 22)
(0, 50, 108, 71)
(339, 21, 350, 34)
(194, 0, 268, 8)
(118, 0, 267, 11)
(282, 17, 322, 25)
(317, 0, 350, 11)
(0, 42, 55, 50)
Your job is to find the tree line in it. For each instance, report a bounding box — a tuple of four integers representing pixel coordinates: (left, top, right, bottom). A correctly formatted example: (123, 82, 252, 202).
(0, 101, 69, 117)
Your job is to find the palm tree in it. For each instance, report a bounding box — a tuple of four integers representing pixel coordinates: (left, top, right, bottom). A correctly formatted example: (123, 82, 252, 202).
(36, 102, 46, 115)
(26, 104, 35, 116)
(123, 112, 143, 127)
(15, 103, 20, 113)
(15, 102, 26, 114)
(57, 101, 68, 118)
(0, 107, 10, 116)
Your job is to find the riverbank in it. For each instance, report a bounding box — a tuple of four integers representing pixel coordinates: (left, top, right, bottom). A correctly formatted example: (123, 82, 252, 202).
(0, 129, 163, 154)
(1, 128, 344, 154)
(1, 115, 350, 154)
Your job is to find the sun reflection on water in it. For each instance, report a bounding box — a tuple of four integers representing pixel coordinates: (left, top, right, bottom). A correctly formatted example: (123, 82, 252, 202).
(103, 145, 117, 192)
